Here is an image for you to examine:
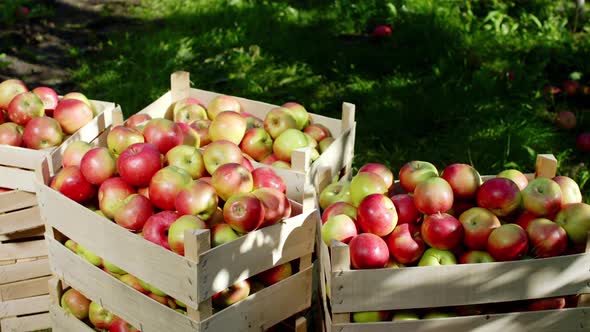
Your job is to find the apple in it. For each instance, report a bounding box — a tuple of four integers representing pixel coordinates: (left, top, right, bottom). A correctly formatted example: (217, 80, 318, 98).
(556, 111, 576, 129)
(321, 214, 358, 245)
(399, 161, 438, 193)
(515, 210, 538, 231)
(554, 203, 590, 246)
(148, 166, 191, 210)
(211, 163, 253, 201)
(143, 211, 180, 250)
(441, 164, 481, 200)
(61, 288, 91, 320)
(496, 169, 528, 191)
(211, 224, 240, 247)
(171, 97, 207, 123)
(521, 178, 562, 217)
(62, 92, 96, 114)
(392, 311, 420, 321)
(98, 177, 135, 219)
(166, 145, 205, 179)
(120, 274, 149, 294)
(350, 172, 387, 207)
(202, 140, 244, 175)
(32, 86, 59, 113)
(148, 292, 169, 306)
(114, 194, 154, 231)
(349, 233, 389, 269)
(281, 102, 309, 130)
(7, 92, 44, 126)
(577, 132, 590, 152)
(273, 128, 309, 162)
(75, 244, 102, 266)
(80, 147, 117, 185)
(352, 311, 389, 322)
(0, 79, 28, 110)
(459, 207, 501, 250)
(64, 239, 78, 252)
(303, 123, 331, 143)
(103, 260, 127, 275)
(264, 107, 298, 139)
(109, 317, 140, 332)
(242, 112, 264, 129)
(357, 194, 397, 236)
(487, 224, 529, 261)
(459, 250, 495, 264)
(319, 180, 352, 209)
(23, 116, 63, 149)
(143, 118, 183, 154)
(137, 278, 166, 297)
(212, 279, 250, 308)
(527, 297, 566, 311)
(175, 179, 218, 220)
(303, 133, 318, 150)
(553, 176, 582, 206)
(272, 160, 291, 169)
(563, 80, 579, 96)
(421, 213, 463, 250)
(53, 99, 94, 134)
(107, 125, 145, 156)
(390, 194, 420, 224)
(175, 122, 200, 148)
(62, 141, 92, 168)
(51, 166, 96, 203)
(240, 128, 273, 161)
(358, 163, 394, 192)
(260, 153, 279, 165)
(117, 142, 162, 187)
(89, 301, 115, 329)
(318, 136, 334, 153)
(207, 95, 242, 120)
(208, 110, 247, 145)
(372, 25, 392, 37)
(0, 122, 23, 146)
(414, 177, 454, 214)
(252, 167, 286, 193)
(386, 223, 425, 264)
(168, 215, 207, 255)
(190, 119, 211, 146)
(257, 262, 292, 286)
(476, 178, 521, 217)
(418, 248, 457, 266)
(252, 187, 291, 227)
(526, 218, 567, 258)
(126, 113, 152, 132)
(223, 193, 264, 233)
(321, 202, 356, 224)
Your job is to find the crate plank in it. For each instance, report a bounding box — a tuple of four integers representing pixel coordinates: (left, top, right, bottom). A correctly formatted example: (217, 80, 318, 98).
(0, 295, 49, 318)
(0, 258, 51, 284)
(0, 167, 37, 192)
(0, 226, 44, 243)
(0, 191, 37, 213)
(1, 312, 51, 332)
(50, 303, 95, 332)
(0, 206, 42, 235)
(0, 146, 48, 171)
(0, 240, 46, 261)
(0, 276, 51, 301)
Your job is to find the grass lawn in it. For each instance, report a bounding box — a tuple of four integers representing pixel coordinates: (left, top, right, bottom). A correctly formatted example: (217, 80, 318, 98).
(11, 0, 590, 195)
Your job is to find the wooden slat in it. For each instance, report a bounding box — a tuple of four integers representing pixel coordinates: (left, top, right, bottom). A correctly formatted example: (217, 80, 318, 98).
(0, 166, 36, 192)
(0, 295, 49, 318)
(0, 240, 46, 261)
(171, 71, 191, 104)
(49, 303, 96, 332)
(0, 226, 45, 242)
(0, 258, 51, 284)
(330, 307, 589, 332)
(196, 208, 317, 301)
(330, 251, 590, 312)
(0, 276, 51, 301)
(0, 191, 37, 213)
(0, 206, 42, 235)
(535, 154, 558, 178)
(0, 145, 47, 171)
(309, 126, 355, 193)
(0, 312, 51, 332)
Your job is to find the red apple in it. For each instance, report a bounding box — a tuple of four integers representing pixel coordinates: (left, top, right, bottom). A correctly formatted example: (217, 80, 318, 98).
(521, 178, 562, 216)
(252, 167, 286, 193)
(175, 179, 218, 220)
(260, 153, 279, 165)
(349, 233, 389, 269)
(487, 224, 529, 261)
(386, 223, 425, 264)
(358, 163, 394, 192)
(526, 218, 567, 258)
(576, 132, 590, 152)
(7, 92, 44, 126)
(109, 317, 140, 332)
(252, 187, 291, 227)
(556, 111, 576, 129)
(114, 194, 154, 231)
(32, 86, 59, 112)
(107, 125, 145, 156)
(223, 193, 265, 233)
(476, 178, 521, 217)
(303, 123, 331, 143)
(399, 161, 438, 193)
(98, 177, 135, 219)
(449, 200, 474, 218)
(372, 25, 392, 37)
(554, 203, 590, 247)
(241, 155, 254, 172)
(257, 262, 292, 286)
(390, 194, 420, 224)
(117, 142, 163, 187)
(51, 166, 96, 203)
(497, 169, 528, 191)
(414, 177, 454, 215)
(168, 215, 207, 255)
(212, 279, 250, 309)
(0, 79, 28, 110)
(171, 97, 207, 123)
(80, 147, 117, 185)
(527, 297, 566, 311)
(53, 99, 94, 134)
(459, 207, 501, 250)
(563, 80, 579, 96)
(143, 118, 183, 154)
(62, 92, 95, 114)
(202, 140, 244, 175)
(89, 301, 115, 329)
(62, 141, 92, 168)
(459, 250, 495, 264)
(211, 163, 253, 201)
(357, 194, 397, 236)
(553, 176, 582, 206)
(421, 213, 464, 250)
(0, 122, 23, 146)
(176, 122, 200, 148)
(149, 166, 192, 211)
(207, 95, 242, 120)
(240, 128, 273, 162)
(189, 119, 211, 146)
(23, 116, 63, 149)
(143, 211, 179, 250)
(321, 202, 357, 224)
(321, 214, 358, 245)
(350, 172, 388, 207)
(125, 113, 152, 132)
(166, 145, 205, 179)
(516, 210, 537, 231)
(148, 292, 168, 306)
(120, 274, 149, 294)
(441, 164, 481, 200)
(61, 288, 91, 320)
(209, 110, 247, 145)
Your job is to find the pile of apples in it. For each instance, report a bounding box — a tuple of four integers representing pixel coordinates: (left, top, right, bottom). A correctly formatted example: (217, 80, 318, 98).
(50, 119, 300, 310)
(0, 79, 98, 149)
(135, 94, 334, 169)
(320, 160, 590, 269)
(60, 287, 141, 331)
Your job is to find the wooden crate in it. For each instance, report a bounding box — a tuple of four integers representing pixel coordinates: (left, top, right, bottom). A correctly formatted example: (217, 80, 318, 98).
(319, 154, 590, 332)
(135, 71, 356, 203)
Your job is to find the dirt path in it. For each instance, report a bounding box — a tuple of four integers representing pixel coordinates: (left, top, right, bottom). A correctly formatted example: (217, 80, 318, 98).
(0, 0, 139, 91)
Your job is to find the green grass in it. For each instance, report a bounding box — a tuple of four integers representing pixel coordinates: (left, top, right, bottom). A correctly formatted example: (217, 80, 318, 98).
(72, 0, 590, 196)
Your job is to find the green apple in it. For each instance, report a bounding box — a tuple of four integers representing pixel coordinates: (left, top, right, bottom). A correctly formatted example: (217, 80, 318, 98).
(211, 224, 240, 247)
(138, 278, 167, 297)
(352, 311, 389, 322)
(319, 180, 352, 210)
(350, 172, 388, 207)
(310, 148, 320, 161)
(318, 136, 335, 153)
(321, 215, 357, 245)
(392, 311, 420, 321)
(272, 129, 309, 163)
(272, 161, 291, 169)
(554, 203, 590, 246)
(209, 111, 247, 145)
(76, 244, 102, 266)
(418, 248, 457, 266)
(103, 259, 127, 275)
(282, 102, 310, 130)
(264, 107, 297, 139)
(166, 145, 206, 180)
(65, 239, 78, 253)
(168, 215, 207, 255)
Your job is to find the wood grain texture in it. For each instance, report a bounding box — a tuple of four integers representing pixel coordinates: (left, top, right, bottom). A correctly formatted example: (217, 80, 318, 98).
(0, 276, 51, 301)
(0, 295, 49, 318)
(0, 206, 42, 235)
(0, 191, 37, 213)
(0, 312, 51, 332)
(0, 258, 50, 284)
(0, 166, 37, 192)
(0, 240, 46, 261)
(50, 304, 95, 332)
